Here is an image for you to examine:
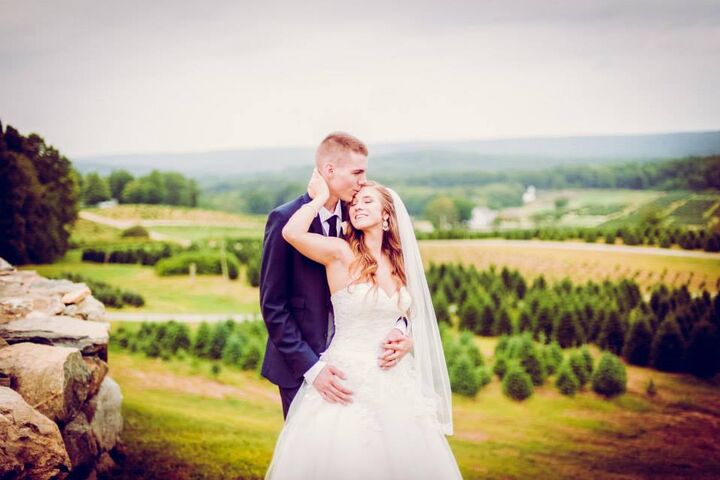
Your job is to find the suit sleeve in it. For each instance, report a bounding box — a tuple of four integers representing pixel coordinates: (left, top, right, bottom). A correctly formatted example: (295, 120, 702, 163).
(260, 208, 320, 378)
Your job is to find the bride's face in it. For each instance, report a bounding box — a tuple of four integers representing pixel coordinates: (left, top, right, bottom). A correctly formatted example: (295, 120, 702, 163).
(349, 186, 388, 231)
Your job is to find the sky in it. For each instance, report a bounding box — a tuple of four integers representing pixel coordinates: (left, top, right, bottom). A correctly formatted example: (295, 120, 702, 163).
(1, 0, 719, 157)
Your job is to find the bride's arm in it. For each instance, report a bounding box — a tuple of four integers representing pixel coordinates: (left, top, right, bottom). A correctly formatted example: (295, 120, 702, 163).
(281, 169, 349, 266)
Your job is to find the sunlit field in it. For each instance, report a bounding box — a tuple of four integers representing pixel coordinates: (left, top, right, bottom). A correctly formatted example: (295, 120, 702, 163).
(107, 326, 720, 480)
(420, 240, 720, 294)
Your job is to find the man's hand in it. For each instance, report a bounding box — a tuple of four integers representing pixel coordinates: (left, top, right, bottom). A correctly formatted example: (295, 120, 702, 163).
(378, 328, 413, 370)
(312, 364, 353, 405)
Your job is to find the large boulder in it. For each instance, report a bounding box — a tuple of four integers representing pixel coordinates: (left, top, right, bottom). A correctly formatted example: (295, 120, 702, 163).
(75, 295, 107, 322)
(61, 410, 98, 476)
(0, 312, 109, 359)
(0, 343, 91, 424)
(0, 386, 72, 479)
(82, 355, 109, 398)
(84, 375, 124, 452)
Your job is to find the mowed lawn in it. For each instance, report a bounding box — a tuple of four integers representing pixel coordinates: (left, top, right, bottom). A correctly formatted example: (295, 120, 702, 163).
(21, 250, 259, 314)
(106, 332, 720, 480)
(419, 240, 720, 294)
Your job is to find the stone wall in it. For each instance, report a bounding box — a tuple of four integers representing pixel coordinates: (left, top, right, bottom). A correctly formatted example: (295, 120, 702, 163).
(0, 257, 125, 480)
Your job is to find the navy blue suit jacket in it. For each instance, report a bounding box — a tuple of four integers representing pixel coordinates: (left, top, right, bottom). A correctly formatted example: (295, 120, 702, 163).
(259, 192, 347, 388)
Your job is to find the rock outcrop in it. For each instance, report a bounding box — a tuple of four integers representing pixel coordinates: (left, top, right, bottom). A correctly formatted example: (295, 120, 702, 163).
(0, 258, 124, 480)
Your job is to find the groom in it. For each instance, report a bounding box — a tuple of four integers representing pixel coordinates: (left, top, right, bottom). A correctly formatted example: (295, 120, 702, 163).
(260, 131, 413, 418)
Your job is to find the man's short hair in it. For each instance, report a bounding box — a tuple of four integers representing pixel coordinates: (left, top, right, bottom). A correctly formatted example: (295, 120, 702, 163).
(315, 131, 368, 165)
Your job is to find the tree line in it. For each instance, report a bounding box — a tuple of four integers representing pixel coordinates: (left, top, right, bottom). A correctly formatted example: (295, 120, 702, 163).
(395, 155, 720, 191)
(0, 121, 79, 264)
(81, 169, 199, 207)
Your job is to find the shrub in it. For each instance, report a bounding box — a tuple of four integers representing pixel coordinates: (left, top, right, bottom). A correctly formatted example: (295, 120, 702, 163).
(450, 354, 481, 396)
(155, 249, 240, 279)
(493, 355, 508, 380)
(568, 351, 590, 388)
(193, 322, 212, 357)
(502, 363, 534, 401)
(222, 335, 244, 365)
(517, 339, 546, 386)
(591, 352, 627, 398)
(542, 341, 564, 375)
(240, 338, 264, 370)
(121, 225, 150, 238)
(556, 361, 580, 396)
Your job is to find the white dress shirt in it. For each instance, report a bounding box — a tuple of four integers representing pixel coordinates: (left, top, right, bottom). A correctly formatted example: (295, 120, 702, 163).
(302, 200, 409, 386)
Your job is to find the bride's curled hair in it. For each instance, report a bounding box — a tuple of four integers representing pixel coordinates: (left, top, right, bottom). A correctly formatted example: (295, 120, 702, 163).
(344, 181, 407, 291)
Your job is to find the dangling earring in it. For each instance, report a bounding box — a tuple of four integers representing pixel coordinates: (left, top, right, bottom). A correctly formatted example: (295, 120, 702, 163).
(382, 218, 389, 231)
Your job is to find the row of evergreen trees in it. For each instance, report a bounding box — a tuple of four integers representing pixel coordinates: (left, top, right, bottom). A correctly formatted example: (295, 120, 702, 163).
(440, 327, 629, 400)
(81, 169, 199, 207)
(429, 263, 720, 379)
(112, 319, 267, 372)
(417, 223, 720, 252)
(0, 122, 79, 264)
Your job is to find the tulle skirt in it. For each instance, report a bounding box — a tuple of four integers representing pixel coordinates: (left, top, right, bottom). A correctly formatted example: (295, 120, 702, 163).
(264, 349, 463, 480)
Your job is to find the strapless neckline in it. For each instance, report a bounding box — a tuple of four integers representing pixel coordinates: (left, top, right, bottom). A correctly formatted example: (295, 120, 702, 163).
(330, 281, 406, 301)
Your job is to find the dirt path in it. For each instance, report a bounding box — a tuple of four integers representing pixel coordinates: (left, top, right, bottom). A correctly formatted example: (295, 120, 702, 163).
(106, 312, 262, 323)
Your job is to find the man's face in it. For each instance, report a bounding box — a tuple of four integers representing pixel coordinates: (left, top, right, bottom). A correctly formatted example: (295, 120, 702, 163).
(325, 151, 368, 202)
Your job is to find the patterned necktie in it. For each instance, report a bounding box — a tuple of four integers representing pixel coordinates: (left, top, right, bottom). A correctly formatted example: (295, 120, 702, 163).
(327, 215, 338, 237)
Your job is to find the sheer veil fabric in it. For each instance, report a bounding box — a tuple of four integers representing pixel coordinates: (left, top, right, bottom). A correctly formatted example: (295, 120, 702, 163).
(388, 188, 454, 435)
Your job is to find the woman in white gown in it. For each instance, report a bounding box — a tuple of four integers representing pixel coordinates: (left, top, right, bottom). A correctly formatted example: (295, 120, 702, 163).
(265, 171, 462, 480)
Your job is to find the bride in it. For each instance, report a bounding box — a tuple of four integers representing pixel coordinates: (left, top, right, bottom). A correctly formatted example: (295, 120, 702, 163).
(264, 170, 462, 480)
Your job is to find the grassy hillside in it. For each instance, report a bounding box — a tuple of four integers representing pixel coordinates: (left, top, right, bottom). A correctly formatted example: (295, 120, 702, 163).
(106, 331, 720, 480)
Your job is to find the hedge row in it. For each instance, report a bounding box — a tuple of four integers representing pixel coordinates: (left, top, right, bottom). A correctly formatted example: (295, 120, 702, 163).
(417, 225, 720, 252)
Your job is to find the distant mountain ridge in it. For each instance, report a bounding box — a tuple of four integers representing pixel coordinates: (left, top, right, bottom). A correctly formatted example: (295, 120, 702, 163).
(73, 130, 720, 178)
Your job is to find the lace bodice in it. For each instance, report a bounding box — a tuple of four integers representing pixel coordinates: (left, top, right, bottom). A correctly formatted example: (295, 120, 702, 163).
(327, 281, 411, 351)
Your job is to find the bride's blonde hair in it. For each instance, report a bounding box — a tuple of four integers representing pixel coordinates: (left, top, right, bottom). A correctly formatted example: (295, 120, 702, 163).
(344, 181, 407, 292)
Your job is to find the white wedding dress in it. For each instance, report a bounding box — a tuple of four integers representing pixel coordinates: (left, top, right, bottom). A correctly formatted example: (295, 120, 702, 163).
(265, 281, 463, 480)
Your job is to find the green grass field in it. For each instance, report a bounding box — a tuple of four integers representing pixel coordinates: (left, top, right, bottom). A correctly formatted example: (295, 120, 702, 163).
(23, 250, 259, 314)
(106, 330, 720, 480)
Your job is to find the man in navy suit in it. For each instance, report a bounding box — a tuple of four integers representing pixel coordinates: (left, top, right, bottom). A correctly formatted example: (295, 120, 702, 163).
(260, 131, 412, 418)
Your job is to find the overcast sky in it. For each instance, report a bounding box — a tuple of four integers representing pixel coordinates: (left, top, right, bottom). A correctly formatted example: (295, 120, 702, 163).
(1, 0, 719, 157)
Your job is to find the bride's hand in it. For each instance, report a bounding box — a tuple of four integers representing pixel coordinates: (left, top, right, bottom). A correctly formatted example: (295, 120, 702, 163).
(308, 168, 330, 201)
(378, 330, 413, 370)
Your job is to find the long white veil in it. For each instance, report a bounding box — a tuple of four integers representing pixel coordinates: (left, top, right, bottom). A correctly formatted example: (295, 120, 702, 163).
(389, 188, 453, 436)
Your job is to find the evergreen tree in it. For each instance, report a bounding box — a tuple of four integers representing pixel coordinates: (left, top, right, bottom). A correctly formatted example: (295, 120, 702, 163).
(450, 354, 481, 397)
(518, 309, 533, 333)
(502, 363, 534, 401)
(479, 304, 495, 336)
(568, 351, 590, 387)
(591, 352, 627, 398)
(623, 315, 653, 366)
(650, 318, 686, 372)
(433, 290, 451, 324)
(534, 304, 553, 343)
(193, 322, 212, 357)
(222, 335, 244, 365)
(599, 308, 625, 355)
(556, 360, 580, 396)
(685, 321, 720, 379)
(494, 306, 514, 336)
(555, 310, 581, 348)
(459, 294, 482, 332)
